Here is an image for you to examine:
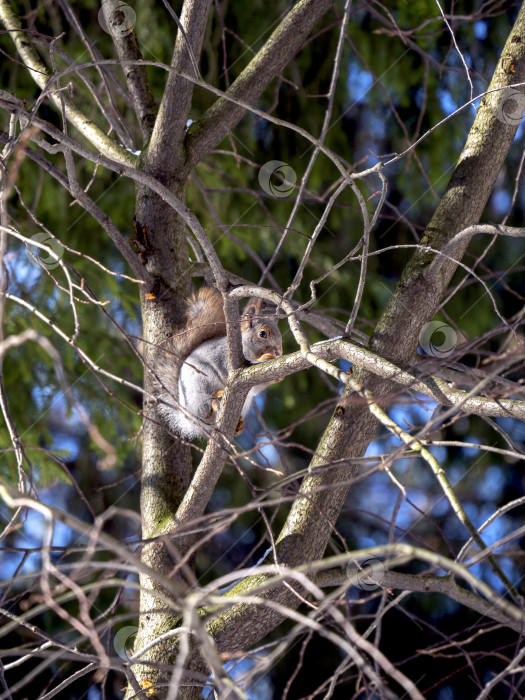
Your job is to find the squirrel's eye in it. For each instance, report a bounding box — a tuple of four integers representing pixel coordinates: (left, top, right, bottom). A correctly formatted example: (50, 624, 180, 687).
(259, 330, 267, 339)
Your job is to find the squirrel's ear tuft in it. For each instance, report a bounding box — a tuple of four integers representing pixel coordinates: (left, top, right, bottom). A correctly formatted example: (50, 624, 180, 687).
(242, 297, 268, 328)
(242, 304, 256, 329)
(244, 298, 265, 315)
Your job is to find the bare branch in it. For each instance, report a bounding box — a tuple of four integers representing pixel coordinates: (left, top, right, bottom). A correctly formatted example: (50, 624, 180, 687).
(100, 0, 157, 142)
(0, 0, 135, 164)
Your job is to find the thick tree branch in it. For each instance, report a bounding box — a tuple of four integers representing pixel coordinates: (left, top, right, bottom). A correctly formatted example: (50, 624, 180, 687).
(316, 569, 525, 634)
(145, 0, 212, 177)
(185, 0, 334, 168)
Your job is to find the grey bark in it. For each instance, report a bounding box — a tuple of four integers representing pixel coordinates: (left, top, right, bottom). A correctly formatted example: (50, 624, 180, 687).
(131, 1, 336, 696)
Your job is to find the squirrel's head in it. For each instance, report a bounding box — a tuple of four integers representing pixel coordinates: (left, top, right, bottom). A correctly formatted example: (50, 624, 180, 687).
(241, 299, 282, 363)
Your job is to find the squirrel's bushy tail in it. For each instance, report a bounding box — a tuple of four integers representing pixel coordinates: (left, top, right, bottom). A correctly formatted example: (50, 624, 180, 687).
(186, 287, 225, 327)
(174, 287, 226, 361)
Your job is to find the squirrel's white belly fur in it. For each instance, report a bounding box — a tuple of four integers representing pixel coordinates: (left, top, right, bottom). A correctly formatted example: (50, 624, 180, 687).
(160, 337, 263, 439)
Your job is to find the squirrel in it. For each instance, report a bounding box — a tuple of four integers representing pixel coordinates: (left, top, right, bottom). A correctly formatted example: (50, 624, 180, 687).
(156, 287, 282, 439)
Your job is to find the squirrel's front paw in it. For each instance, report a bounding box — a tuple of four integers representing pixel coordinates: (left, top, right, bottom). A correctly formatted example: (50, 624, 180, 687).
(211, 389, 224, 413)
(210, 390, 244, 434)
